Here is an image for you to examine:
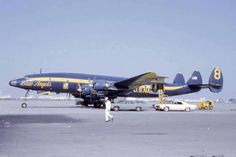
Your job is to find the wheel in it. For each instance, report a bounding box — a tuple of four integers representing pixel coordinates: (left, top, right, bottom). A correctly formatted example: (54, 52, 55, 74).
(81, 103, 88, 107)
(185, 107, 191, 112)
(21, 103, 27, 108)
(136, 107, 142, 112)
(81, 101, 88, 107)
(113, 106, 119, 111)
(94, 103, 101, 108)
(163, 106, 169, 112)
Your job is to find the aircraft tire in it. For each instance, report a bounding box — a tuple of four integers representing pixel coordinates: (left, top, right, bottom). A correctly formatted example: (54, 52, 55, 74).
(94, 103, 101, 108)
(81, 102, 88, 107)
(21, 103, 27, 108)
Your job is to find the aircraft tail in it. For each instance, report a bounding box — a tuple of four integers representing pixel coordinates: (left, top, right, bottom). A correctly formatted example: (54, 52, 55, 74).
(187, 71, 202, 85)
(173, 73, 185, 85)
(208, 68, 223, 93)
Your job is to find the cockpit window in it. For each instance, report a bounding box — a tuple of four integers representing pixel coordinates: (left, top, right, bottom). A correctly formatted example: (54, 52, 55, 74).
(10, 80, 17, 85)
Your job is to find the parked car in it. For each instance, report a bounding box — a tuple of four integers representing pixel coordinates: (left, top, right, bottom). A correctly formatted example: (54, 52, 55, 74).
(112, 100, 150, 111)
(155, 101, 197, 112)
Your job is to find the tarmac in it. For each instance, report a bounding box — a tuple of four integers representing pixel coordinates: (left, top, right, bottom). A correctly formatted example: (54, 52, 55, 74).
(0, 100, 236, 157)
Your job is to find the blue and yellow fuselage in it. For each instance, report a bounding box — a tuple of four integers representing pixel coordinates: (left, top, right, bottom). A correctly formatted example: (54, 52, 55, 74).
(9, 73, 201, 97)
(9, 68, 223, 106)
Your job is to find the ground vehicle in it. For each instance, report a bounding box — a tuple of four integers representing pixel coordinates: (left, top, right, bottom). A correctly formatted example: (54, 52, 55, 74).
(155, 101, 197, 112)
(197, 100, 214, 110)
(111, 100, 149, 111)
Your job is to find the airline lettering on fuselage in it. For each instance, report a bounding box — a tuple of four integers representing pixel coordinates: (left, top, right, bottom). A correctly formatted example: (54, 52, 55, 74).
(63, 83, 69, 90)
(20, 80, 52, 89)
(134, 85, 152, 93)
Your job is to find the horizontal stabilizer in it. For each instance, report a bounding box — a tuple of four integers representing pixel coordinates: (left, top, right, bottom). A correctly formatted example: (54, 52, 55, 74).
(115, 72, 157, 90)
(187, 68, 223, 93)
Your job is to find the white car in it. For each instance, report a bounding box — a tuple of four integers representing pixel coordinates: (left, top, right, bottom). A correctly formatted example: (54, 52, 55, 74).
(155, 101, 197, 112)
(112, 100, 150, 111)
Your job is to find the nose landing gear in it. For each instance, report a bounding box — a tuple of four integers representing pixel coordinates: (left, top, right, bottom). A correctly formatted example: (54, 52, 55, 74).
(21, 102, 27, 108)
(21, 90, 30, 108)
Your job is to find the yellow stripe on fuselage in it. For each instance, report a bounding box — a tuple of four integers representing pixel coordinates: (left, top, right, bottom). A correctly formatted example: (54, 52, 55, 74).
(29, 77, 92, 84)
(164, 86, 184, 91)
(29, 77, 184, 91)
(133, 85, 185, 93)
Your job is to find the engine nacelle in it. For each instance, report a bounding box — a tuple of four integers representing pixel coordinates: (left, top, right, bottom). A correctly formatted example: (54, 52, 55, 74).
(93, 81, 112, 91)
(82, 87, 92, 95)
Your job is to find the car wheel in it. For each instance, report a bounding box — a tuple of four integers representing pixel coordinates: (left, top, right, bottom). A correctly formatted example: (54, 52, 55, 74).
(163, 107, 169, 112)
(185, 107, 191, 112)
(136, 107, 142, 112)
(113, 106, 119, 111)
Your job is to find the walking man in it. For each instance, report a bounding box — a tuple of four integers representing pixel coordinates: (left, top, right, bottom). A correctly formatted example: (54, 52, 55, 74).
(105, 97, 114, 122)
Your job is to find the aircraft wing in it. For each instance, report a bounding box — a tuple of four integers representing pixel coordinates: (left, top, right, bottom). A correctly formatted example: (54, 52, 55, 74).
(114, 72, 158, 90)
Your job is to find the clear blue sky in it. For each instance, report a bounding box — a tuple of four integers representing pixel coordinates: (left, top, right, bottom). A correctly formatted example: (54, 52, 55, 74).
(0, 0, 235, 99)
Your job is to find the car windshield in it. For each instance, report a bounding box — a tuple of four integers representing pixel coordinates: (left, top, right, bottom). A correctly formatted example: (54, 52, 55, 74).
(174, 102, 183, 105)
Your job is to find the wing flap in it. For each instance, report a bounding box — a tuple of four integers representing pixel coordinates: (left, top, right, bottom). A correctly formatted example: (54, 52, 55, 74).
(114, 72, 158, 90)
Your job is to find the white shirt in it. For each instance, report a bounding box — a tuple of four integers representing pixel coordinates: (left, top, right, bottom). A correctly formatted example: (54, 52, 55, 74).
(105, 100, 111, 110)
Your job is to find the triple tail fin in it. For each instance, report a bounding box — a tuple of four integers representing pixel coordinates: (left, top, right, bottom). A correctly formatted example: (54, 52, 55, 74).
(208, 68, 223, 93)
(173, 73, 185, 85)
(187, 71, 202, 85)
(186, 68, 223, 93)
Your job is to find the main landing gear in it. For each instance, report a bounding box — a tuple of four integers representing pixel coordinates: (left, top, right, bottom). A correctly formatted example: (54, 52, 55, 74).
(76, 99, 105, 108)
(21, 102, 27, 108)
(94, 103, 103, 108)
(21, 90, 30, 108)
(78, 102, 103, 108)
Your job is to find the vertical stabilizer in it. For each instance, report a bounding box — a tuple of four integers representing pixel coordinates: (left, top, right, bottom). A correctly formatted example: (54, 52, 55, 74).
(187, 71, 202, 85)
(173, 73, 185, 85)
(209, 68, 223, 93)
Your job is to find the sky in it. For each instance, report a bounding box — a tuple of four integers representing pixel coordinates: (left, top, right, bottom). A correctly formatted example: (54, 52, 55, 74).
(0, 0, 235, 99)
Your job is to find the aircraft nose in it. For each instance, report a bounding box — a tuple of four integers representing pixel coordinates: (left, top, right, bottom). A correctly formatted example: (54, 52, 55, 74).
(9, 80, 18, 87)
(9, 78, 28, 88)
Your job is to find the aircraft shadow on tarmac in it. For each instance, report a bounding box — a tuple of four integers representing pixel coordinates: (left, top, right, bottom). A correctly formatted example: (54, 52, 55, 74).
(27, 106, 81, 109)
(0, 114, 85, 125)
(27, 106, 104, 109)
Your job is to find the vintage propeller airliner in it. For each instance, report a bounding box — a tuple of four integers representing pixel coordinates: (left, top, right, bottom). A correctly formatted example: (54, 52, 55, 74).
(9, 68, 223, 108)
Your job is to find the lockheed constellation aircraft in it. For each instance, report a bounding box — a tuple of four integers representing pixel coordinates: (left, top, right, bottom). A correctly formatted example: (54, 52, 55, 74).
(9, 68, 223, 108)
